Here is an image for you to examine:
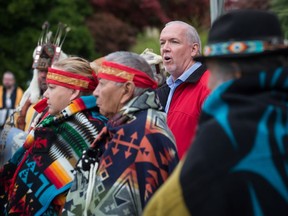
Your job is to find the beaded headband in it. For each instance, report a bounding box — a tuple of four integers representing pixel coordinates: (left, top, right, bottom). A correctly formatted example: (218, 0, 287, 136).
(203, 40, 288, 57)
(97, 60, 158, 89)
(46, 67, 97, 92)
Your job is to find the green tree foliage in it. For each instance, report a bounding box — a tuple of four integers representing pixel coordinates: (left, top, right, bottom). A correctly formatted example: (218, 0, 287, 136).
(271, 0, 288, 39)
(224, 0, 288, 39)
(0, 0, 96, 89)
(0, 0, 213, 87)
(131, 31, 161, 55)
(90, 0, 210, 29)
(88, 0, 210, 55)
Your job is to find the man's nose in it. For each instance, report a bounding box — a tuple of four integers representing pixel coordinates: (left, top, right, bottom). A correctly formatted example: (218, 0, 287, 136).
(162, 42, 170, 51)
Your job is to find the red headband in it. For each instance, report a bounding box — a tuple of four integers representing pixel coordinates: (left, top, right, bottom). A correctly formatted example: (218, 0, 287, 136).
(47, 67, 97, 92)
(97, 61, 158, 89)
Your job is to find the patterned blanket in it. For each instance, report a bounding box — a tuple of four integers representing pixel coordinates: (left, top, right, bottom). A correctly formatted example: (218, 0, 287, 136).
(63, 90, 179, 216)
(0, 95, 107, 216)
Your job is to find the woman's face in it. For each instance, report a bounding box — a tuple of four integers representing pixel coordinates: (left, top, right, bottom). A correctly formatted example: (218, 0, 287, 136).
(43, 84, 75, 115)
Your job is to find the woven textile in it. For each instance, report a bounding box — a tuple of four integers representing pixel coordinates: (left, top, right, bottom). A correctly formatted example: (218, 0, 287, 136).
(0, 95, 107, 216)
(63, 90, 179, 216)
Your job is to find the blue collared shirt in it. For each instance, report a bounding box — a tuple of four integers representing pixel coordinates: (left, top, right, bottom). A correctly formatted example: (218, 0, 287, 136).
(165, 62, 202, 112)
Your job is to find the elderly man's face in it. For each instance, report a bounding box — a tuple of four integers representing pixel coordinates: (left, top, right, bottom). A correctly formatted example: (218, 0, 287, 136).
(160, 23, 198, 80)
(38, 69, 48, 92)
(93, 79, 126, 119)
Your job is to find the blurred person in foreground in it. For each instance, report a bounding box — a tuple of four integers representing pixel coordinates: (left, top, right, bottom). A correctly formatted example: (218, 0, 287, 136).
(157, 21, 210, 159)
(0, 57, 107, 215)
(143, 9, 288, 216)
(63, 51, 179, 216)
(0, 71, 23, 129)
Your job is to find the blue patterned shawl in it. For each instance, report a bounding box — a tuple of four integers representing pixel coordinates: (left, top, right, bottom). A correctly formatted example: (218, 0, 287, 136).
(0, 95, 107, 216)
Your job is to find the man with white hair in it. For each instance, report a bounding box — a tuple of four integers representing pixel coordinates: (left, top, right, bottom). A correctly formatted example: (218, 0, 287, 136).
(143, 9, 288, 216)
(157, 21, 210, 159)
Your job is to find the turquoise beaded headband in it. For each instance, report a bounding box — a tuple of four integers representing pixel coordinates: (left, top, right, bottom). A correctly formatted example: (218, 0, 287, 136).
(204, 40, 287, 57)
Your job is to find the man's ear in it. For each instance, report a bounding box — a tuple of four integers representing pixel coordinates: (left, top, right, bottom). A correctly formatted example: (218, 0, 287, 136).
(70, 89, 81, 101)
(191, 43, 200, 57)
(120, 81, 135, 104)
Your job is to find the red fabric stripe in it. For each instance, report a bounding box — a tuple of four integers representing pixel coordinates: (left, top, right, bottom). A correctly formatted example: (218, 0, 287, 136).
(98, 61, 158, 89)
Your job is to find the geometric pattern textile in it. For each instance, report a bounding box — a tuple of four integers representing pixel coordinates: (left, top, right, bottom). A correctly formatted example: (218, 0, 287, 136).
(0, 95, 107, 216)
(63, 90, 179, 216)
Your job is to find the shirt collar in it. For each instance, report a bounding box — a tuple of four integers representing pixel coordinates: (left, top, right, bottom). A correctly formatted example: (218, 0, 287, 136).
(166, 62, 202, 86)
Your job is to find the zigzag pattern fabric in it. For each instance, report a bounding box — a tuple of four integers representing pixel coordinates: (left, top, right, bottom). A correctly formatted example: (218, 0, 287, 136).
(0, 95, 107, 216)
(63, 90, 179, 216)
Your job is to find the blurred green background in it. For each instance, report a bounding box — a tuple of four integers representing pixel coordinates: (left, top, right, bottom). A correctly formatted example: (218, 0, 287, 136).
(0, 0, 287, 89)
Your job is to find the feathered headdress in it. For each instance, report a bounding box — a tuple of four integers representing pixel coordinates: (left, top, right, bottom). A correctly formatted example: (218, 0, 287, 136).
(32, 22, 70, 70)
(19, 22, 70, 109)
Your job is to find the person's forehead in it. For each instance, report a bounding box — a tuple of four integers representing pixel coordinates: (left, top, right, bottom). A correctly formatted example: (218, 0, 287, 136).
(162, 23, 186, 32)
(99, 78, 122, 87)
(160, 24, 187, 39)
(3, 74, 14, 79)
